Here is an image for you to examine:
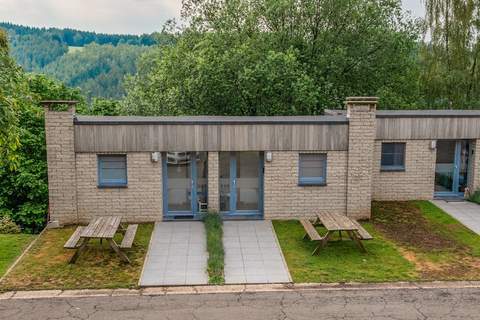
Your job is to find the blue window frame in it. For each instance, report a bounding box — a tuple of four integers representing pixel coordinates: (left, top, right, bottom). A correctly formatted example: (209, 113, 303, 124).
(98, 155, 127, 187)
(381, 143, 406, 171)
(298, 153, 327, 186)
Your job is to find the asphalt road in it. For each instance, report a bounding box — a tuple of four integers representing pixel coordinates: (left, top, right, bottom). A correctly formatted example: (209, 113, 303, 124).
(1, 287, 480, 320)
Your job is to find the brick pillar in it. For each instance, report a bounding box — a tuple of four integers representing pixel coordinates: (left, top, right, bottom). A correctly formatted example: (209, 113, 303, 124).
(346, 97, 378, 220)
(468, 139, 480, 193)
(44, 106, 77, 225)
(207, 152, 220, 212)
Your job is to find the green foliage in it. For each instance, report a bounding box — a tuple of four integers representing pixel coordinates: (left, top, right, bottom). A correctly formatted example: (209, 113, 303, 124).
(203, 211, 225, 284)
(1, 22, 156, 72)
(0, 22, 170, 100)
(0, 65, 84, 233)
(87, 98, 123, 116)
(468, 189, 480, 205)
(0, 216, 21, 234)
(124, 0, 421, 115)
(44, 43, 148, 100)
(0, 28, 25, 170)
(421, 0, 480, 108)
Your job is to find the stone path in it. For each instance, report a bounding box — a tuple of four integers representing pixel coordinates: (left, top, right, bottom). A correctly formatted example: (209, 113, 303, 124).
(139, 221, 208, 286)
(431, 200, 480, 234)
(223, 221, 291, 284)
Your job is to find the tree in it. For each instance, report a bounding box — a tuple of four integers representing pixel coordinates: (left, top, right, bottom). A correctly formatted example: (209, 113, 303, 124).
(0, 28, 26, 170)
(123, 0, 421, 115)
(44, 43, 149, 99)
(421, 0, 480, 108)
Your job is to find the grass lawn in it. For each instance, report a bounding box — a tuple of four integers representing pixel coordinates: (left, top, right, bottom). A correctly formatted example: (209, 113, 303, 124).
(372, 201, 480, 280)
(1, 224, 153, 291)
(273, 221, 417, 283)
(274, 201, 480, 283)
(0, 234, 36, 277)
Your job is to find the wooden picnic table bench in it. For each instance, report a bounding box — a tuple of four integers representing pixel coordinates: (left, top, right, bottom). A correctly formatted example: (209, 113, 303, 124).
(300, 212, 373, 255)
(64, 216, 138, 264)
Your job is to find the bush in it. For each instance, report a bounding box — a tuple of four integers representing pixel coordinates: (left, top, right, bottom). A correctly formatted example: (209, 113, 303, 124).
(469, 189, 480, 205)
(203, 211, 225, 284)
(0, 215, 21, 234)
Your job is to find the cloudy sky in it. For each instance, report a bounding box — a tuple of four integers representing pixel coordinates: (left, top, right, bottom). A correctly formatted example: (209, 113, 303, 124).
(0, 0, 424, 35)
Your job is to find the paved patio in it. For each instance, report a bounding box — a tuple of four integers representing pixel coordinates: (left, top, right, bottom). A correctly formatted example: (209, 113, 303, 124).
(223, 221, 291, 284)
(139, 221, 208, 286)
(431, 200, 480, 234)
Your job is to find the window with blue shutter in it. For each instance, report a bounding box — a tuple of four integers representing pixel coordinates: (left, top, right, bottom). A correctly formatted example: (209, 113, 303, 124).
(381, 143, 406, 171)
(98, 155, 127, 187)
(298, 154, 327, 186)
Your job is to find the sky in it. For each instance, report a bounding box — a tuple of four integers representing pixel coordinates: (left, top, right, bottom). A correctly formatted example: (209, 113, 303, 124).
(0, 0, 425, 35)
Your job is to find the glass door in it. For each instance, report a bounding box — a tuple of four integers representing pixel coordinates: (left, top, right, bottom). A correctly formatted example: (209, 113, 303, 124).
(163, 152, 207, 219)
(435, 141, 469, 197)
(219, 152, 263, 218)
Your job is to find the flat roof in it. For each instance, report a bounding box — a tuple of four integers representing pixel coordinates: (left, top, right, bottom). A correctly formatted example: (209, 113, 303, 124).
(74, 115, 349, 125)
(326, 109, 480, 118)
(376, 110, 480, 118)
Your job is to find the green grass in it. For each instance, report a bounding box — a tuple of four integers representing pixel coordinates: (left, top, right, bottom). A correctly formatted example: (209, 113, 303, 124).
(203, 212, 225, 284)
(372, 201, 480, 281)
(1, 224, 153, 291)
(68, 46, 84, 53)
(0, 234, 36, 277)
(273, 220, 417, 283)
(415, 200, 480, 256)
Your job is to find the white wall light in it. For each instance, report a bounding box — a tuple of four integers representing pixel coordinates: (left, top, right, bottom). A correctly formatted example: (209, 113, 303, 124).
(266, 151, 273, 162)
(430, 140, 437, 150)
(151, 152, 160, 162)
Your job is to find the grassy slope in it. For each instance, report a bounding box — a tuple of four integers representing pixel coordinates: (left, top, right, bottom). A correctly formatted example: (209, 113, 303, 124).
(0, 234, 35, 277)
(273, 220, 416, 283)
(1, 224, 153, 291)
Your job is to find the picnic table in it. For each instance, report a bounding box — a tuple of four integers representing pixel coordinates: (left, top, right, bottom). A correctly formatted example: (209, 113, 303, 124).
(300, 212, 373, 255)
(64, 216, 138, 264)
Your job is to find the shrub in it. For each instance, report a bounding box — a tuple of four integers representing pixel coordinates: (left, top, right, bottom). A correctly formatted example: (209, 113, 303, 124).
(469, 189, 480, 205)
(0, 215, 21, 234)
(203, 211, 225, 284)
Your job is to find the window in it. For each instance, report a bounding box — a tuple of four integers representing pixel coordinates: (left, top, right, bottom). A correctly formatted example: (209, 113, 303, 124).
(381, 143, 406, 171)
(299, 154, 327, 185)
(98, 155, 127, 187)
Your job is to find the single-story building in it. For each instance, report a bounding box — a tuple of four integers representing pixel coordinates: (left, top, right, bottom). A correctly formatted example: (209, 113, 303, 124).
(44, 97, 480, 225)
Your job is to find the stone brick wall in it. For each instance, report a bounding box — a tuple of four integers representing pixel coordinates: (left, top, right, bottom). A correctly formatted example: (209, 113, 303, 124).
(207, 152, 220, 212)
(44, 107, 78, 224)
(468, 139, 480, 193)
(345, 97, 377, 219)
(76, 153, 162, 223)
(372, 140, 436, 201)
(264, 151, 348, 219)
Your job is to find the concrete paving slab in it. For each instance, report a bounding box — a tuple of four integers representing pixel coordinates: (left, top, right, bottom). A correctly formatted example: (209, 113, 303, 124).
(139, 221, 208, 286)
(223, 220, 291, 284)
(431, 200, 480, 234)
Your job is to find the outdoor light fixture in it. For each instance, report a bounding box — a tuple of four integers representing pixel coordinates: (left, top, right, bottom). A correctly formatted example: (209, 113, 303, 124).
(151, 152, 160, 162)
(430, 140, 437, 150)
(266, 151, 273, 162)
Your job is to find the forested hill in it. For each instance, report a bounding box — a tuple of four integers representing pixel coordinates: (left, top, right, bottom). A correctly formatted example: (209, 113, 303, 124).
(0, 22, 169, 99)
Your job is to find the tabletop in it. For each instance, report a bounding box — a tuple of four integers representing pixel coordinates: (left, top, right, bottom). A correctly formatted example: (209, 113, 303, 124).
(80, 216, 121, 239)
(316, 212, 359, 231)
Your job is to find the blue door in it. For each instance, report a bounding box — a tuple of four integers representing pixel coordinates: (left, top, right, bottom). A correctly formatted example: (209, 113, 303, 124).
(219, 152, 263, 218)
(434, 140, 470, 197)
(162, 152, 208, 219)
